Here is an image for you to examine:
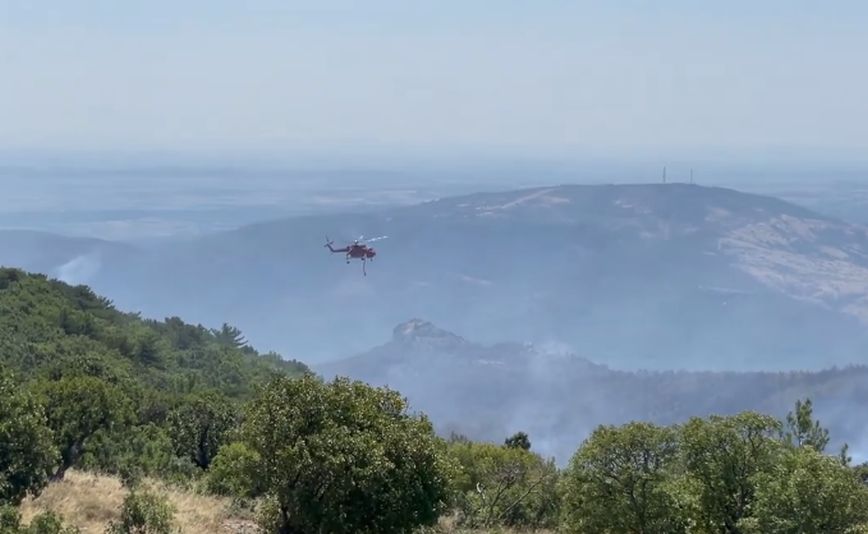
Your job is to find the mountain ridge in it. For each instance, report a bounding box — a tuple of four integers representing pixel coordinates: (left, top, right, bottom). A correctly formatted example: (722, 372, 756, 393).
(3, 183, 868, 370)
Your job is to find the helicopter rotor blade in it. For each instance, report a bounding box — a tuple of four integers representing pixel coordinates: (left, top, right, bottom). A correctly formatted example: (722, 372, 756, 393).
(365, 235, 389, 243)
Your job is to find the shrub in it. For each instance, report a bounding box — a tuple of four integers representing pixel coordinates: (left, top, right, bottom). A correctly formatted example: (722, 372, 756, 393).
(105, 490, 176, 534)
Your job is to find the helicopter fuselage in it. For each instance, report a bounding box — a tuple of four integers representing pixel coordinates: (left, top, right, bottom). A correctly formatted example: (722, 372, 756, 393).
(329, 242, 375, 259)
(348, 244, 376, 259)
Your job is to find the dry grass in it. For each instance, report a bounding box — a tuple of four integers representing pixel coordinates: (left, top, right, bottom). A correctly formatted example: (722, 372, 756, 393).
(19, 471, 547, 533)
(19, 470, 258, 533)
(19, 471, 126, 532)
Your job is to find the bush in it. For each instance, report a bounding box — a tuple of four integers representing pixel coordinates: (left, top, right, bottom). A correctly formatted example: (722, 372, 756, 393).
(448, 440, 559, 530)
(105, 490, 176, 534)
(0, 508, 80, 534)
(80, 424, 198, 488)
(242, 375, 451, 534)
(205, 442, 263, 499)
(0, 505, 22, 531)
(24, 511, 80, 534)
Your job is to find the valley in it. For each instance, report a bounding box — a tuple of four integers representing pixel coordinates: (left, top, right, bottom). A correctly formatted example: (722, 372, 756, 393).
(319, 318, 868, 464)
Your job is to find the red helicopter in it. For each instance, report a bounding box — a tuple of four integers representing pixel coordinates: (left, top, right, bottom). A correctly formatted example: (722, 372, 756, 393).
(324, 235, 388, 276)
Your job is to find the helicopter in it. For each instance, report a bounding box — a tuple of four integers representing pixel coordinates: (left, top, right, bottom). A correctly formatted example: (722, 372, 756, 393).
(324, 235, 388, 276)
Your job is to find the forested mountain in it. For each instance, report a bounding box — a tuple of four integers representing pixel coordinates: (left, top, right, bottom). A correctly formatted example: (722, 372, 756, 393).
(4, 183, 868, 371)
(318, 319, 868, 464)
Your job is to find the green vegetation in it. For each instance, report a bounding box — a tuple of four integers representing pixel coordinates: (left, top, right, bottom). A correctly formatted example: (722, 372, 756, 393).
(167, 391, 236, 470)
(0, 267, 308, 486)
(3, 267, 868, 533)
(561, 408, 868, 534)
(242, 375, 450, 533)
(560, 422, 684, 533)
(106, 490, 176, 534)
(0, 507, 81, 534)
(0, 369, 57, 506)
(37, 375, 132, 480)
(448, 437, 559, 530)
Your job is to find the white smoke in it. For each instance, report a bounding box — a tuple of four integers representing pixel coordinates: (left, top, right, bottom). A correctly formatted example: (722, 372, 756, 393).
(55, 253, 102, 285)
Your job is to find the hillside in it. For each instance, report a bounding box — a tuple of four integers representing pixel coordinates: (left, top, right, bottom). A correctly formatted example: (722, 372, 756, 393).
(5, 183, 868, 369)
(0, 268, 309, 395)
(318, 319, 868, 464)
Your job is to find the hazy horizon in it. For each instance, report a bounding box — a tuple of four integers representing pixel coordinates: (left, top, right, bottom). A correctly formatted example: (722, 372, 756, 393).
(5, 3, 868, 522)
(3, 0, 868, 160)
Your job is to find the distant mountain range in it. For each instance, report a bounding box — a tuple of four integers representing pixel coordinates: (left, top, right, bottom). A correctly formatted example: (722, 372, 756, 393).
(3, 183, 868, 370)
(318, 319, 868, 464)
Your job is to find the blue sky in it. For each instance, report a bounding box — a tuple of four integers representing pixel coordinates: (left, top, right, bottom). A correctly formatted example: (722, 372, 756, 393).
(2, 1, 867, 163)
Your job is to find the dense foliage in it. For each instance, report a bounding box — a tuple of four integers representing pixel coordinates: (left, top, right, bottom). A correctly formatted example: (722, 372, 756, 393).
(561, 404, 868, 534)
(36, 375, 133, 480)
(241, 375, 450, 534)
(0, 268, 309, 393)
(560, 422, 685, 533)
(167, 390, 236, 470)
(0, 268, 309, 484)
(0, 369, 57, 506)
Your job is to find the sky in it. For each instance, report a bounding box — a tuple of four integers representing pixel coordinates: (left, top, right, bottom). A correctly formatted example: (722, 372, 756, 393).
(2, 0, 867, 165)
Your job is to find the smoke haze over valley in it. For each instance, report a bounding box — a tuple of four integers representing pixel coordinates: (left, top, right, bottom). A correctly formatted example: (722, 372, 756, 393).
(5, 169, 868, 461)
(4, 178, 868, 368)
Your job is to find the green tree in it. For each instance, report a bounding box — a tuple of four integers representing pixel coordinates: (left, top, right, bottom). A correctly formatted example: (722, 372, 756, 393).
(242, 375, 450, 534)
(449, 440, 558, 530)
(37, 376, 131, 480)
(680, 412, 782, 533)
(742, 446, 868, 533)
(0, 368, 58, 506)
(212, 324, 246, 349)
(167, 391, 236, 470)
(560, 422, 686, 534)
(784, 398, 830, 452)
(504, 432, 531, 451)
